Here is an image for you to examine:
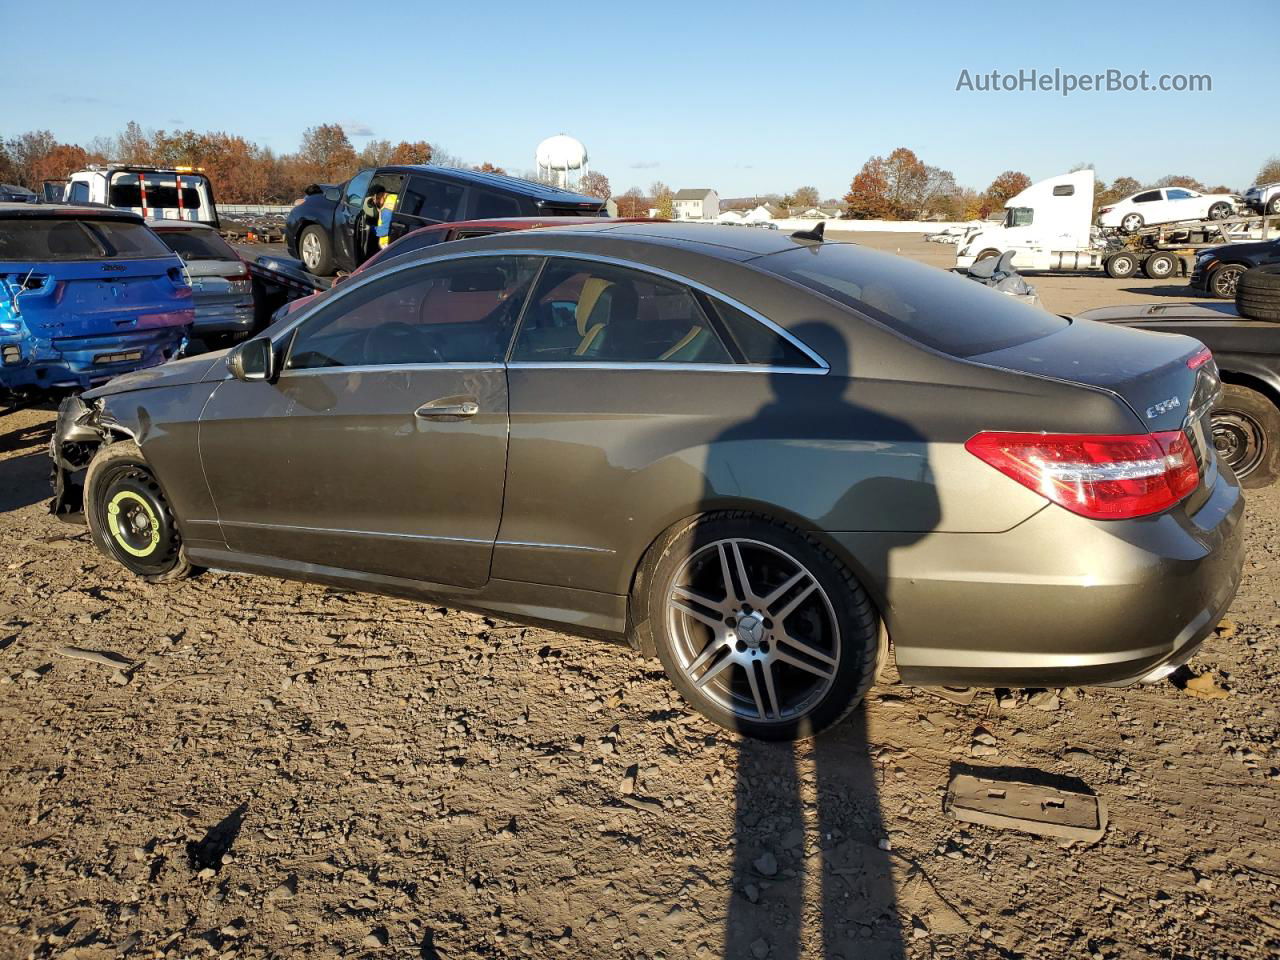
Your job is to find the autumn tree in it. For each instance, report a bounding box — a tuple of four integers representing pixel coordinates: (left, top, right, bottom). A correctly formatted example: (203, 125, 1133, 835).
(984, 170, 1031, 212)
(473, 161, 507, 175)
(0, 139, 15, 184)
(843, 156, 893, 219)
(578, 170, 611, 200)
(1096, 175, 1142, 213)
(1256, 156, 1280, 186)
(616, 187, 646, 218)
(296, 124, 357, 183)
(388, 141, 433, 165)
(918, 165, 958, 219)
(358, 139, 394, 167)
(650, 181, 674, 219)
(1155, 174, 1206, 191)
(792, 185, 820, 209)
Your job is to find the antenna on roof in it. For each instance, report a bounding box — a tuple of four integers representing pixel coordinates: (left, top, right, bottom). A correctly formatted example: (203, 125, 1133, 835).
(791, 221, 824, 242)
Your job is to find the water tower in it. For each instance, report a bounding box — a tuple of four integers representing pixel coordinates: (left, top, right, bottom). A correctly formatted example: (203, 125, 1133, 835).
(535, 134, 588, 188)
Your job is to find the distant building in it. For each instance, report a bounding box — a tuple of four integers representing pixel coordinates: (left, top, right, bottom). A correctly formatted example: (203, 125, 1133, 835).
(673, 188, 720, 221)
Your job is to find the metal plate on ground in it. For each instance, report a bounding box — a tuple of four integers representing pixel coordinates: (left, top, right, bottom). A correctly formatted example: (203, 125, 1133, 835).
(945, 771, 1107, 842)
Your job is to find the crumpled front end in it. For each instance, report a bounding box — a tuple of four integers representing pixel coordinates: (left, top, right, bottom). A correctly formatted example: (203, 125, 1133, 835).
(48, 393, 110, 522)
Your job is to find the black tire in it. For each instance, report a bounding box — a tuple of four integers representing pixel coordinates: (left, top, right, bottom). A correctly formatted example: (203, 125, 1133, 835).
(1120, 212, 1144, 233)
(85, 441, 193, 582)
(974, 249, 1000, 263)
(1268, 196, 1280, 216)
(1212, 385, 1279, 488)
(298, 224, 335, 277)
(1234, 265, 1280, 320)
(1105, 252, 1139, 279)
(641, 512, 878, 741)
(1143, 252, 1177, 280)
(1207, 264, 1245, 299)
(1207, 202, 1232, 221)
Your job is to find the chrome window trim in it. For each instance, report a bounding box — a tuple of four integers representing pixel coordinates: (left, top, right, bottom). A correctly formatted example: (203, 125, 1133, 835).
(496, 539, 615, 555)
(506, 361, 827, 376)
(277, 361, 501, 380)
(269, 247, 828, 373)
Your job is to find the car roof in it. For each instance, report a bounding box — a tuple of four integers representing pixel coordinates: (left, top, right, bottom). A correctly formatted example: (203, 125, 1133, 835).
(515, 220, 826, 257)
(0, 202, 143, 222)
(377, 165, 603, 204)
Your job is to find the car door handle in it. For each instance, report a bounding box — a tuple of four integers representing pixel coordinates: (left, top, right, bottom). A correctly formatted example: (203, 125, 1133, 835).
(415, 399, 479, 420)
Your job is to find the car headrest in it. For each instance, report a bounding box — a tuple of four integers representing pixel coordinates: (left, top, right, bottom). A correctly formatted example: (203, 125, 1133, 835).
(576, 277, 613, 335)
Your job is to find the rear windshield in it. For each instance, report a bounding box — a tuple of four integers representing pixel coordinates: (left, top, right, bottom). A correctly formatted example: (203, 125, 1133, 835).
(155, 228, 238, 262)
(543, 205, 607, 217)
(759, 243, 1068, 357)
(0, 217, 173, 262)
(110, 172, 207, 211)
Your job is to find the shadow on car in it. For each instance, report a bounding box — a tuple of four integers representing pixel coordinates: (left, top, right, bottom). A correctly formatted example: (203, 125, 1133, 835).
(702, 322, 936, 957)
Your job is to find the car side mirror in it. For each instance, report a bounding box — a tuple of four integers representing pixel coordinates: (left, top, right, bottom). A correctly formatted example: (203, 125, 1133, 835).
(227, 337, 275, 382)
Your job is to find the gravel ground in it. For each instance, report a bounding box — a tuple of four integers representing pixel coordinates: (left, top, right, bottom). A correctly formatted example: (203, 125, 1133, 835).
(1, 242, 1278, 960)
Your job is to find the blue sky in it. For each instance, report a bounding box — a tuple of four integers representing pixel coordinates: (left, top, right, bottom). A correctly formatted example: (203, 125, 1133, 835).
(3, 0, 1276, 198)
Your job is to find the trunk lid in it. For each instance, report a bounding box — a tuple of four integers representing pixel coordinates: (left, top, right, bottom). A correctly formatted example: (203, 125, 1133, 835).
(970, 317, 1222, 497)
(11, 257, 192, 339)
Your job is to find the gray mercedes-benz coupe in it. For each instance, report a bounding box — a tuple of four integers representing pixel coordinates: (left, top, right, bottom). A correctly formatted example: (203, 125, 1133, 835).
(50, 222, 1244, 739)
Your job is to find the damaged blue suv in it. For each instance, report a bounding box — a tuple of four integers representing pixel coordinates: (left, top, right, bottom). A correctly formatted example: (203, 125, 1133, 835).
(0, 204, 193, 393)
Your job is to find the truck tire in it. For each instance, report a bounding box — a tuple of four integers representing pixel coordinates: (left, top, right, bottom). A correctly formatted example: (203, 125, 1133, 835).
(1235, 265, 1280, 321)
(1207, 201, 1233, 221)
(1212, 384, 1279, 488)
(1207, 264, 1246, 299)
(1105, 252, 1139, 279)
(299, 225, 335, 277)
(1120, 213, 1144, 233)
(1143, 252, 1177, 280)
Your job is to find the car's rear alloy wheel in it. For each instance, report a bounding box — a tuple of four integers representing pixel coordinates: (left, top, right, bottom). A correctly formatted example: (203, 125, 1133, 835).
(645, 516, 878, 740)
(1121, 213, 1144, 233)
(85, 441, 193, 581)
(1207, 202, 1232, 220)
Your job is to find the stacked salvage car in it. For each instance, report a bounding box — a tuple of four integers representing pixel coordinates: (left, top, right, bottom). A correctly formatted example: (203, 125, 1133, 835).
(0, 204, 193, 399)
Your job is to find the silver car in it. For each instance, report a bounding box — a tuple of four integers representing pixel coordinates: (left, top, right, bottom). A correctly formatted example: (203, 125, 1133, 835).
(148, 221, 254, 342)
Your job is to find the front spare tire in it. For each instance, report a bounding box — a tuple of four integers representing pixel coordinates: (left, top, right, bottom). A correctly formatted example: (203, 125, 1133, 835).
(1235, 265, 1280, 322)
(642, 513, 879, 741)
(85, 441, 193, 581)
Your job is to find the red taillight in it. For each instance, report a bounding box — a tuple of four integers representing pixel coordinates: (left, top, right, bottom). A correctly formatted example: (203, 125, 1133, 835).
(1100, 206, 1113, 214)
(965, 431, 1199, 520)
(1187, 347, 1213, 370)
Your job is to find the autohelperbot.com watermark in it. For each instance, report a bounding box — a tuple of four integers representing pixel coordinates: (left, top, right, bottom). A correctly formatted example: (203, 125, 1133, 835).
(955, 68, 1212, 96)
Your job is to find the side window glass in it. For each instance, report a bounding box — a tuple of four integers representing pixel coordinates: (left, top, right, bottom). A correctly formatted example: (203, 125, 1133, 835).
(1166, 189, 1192, 200)
(69, 181, 90, 204)
(343, 170, 375, 209)
(473, 192, 520, 219)
(286, 256, 539, 370)
(400, 176, 465, 222)
(511, 259, 732, 365)
(710, 299, 819, 368)
(1134, 190, 1161, 203)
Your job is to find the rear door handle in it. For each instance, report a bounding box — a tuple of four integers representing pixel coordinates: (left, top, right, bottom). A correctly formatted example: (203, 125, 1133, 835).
(415, 398, 479, 420)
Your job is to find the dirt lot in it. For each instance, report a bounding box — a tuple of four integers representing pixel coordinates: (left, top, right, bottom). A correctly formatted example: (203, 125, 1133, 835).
(2, 241, 1278, 960)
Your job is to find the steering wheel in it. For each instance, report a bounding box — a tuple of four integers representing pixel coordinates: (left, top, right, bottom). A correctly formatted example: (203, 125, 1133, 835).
(361, 322, 443, 365)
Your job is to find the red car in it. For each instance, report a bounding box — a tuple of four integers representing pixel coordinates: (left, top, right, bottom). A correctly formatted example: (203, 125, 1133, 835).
(278, 217, 654, 320)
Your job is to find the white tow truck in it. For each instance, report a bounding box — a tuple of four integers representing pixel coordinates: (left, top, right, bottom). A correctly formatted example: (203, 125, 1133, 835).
(54, 164, 220, 227)
(955, 170, 1278, 281)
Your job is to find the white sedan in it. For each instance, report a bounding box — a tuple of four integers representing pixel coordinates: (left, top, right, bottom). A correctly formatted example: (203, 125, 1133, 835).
(1098, 187, 1237, 232)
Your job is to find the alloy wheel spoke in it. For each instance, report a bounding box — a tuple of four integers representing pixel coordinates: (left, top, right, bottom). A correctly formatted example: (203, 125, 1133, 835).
(777, 630, 838, 667)
(745, 661, 767, 719)
(670, 597, 726, 632)
(671, 583, 733, 618)
(760, 659, 782, 720)
(769, 580, 817, 625)
(693, 650, 735, 689)
(773, 647, 835, 680)
(715, 542, 739, 603)
(686, 636, 729, 676)
(761, 569, 809, 610)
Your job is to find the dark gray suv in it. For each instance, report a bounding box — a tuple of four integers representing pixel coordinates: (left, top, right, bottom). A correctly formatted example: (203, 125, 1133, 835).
(51, 223, 1244, 739)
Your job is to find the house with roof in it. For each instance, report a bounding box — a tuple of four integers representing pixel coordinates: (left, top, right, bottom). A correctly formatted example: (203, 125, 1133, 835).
(673, 188, 719, 221)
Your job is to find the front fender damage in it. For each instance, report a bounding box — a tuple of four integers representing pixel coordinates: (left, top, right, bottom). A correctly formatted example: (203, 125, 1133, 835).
(48, 394, 134, 523)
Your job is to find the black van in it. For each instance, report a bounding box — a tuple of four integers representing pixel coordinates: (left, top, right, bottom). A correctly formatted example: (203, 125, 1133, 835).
(285, 165, 607, 276)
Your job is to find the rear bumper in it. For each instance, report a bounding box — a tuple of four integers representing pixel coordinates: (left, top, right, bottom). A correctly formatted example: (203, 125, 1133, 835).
(0, 326, 188, 391)
(190, 301, 254, 334)
(829, 462, 1245, 688)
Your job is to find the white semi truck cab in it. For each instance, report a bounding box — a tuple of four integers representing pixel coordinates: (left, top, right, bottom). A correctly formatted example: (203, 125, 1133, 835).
(59, 164, 219, 227)
(955, 169, 1100, 272)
